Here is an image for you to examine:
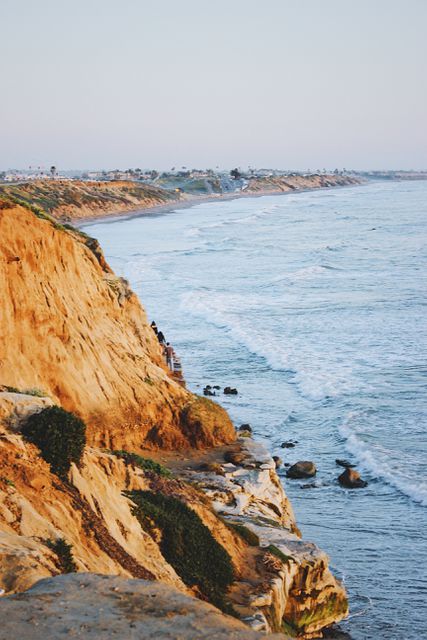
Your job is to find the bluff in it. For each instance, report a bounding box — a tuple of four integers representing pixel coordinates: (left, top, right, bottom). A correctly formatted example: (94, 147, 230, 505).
(0, 198, 348, 637)
(0, 180, 180, 222)
(0, 200, 234, 450)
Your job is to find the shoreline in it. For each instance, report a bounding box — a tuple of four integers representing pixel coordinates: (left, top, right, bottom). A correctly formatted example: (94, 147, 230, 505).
(75, 179, 363, 228)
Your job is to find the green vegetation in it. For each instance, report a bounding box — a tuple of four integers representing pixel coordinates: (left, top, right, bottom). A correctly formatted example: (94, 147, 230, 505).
(225, 521, 260, 546)
(3, 386, 47, 397)
(46, 538, 77, 573)
(282, 593, 348, 633)
(127, 490, 234, 611)
(111, 450, 171, 477)
(22, 406, 86, 479)
(0, 477, 15, 487)
(266, 544, 294, 564)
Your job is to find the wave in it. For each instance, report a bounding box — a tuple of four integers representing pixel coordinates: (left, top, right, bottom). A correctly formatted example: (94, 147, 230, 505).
(270, 264, 340, 284)
(181, 290, 357, 401)
(339, 412, 427, 507)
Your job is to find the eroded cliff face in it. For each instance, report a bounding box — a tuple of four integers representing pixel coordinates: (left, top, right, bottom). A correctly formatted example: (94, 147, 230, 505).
(0, 202, 234, 450)
(0, 200, 348, 637)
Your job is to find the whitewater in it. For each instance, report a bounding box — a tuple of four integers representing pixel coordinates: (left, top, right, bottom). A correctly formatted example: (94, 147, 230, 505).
(86, 180, 427, 639)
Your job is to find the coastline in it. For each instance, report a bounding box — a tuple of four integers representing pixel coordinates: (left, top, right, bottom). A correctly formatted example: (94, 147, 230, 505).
(75, 178, 363, 228)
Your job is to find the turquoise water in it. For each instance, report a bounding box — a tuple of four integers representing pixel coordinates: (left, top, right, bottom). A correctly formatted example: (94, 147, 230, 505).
(85, 180, 427, 639)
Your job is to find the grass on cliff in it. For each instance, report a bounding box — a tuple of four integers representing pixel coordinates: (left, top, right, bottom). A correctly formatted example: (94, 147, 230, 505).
(127, 490, 235, 612)
(223, 520, 260, 546)
(111, 450, 171, 477)
(46, 538, 77, 573)
(22, 406, 86, 480)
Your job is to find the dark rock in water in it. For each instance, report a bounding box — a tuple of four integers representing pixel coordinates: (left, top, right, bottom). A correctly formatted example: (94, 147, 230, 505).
(239, 423, 252, 433)
(286, 461, 317, 479)
(281, 441, 296, 449)
(224, 450, 246, 465)
(224, 387, 238, 395)
(203, 386, 216, 396)
(338, 468, 368, 488)
(301, 482, 317, 489)
(213, 385, 221, 390)
(283, 462, 290, 467)
(335, 458, 356, 469)
(272, 456, 283, 469)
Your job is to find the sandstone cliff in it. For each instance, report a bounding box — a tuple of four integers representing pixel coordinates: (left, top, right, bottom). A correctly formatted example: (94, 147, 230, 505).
(245, 174, 359, 194)
(0, 198, 348, 637)
(0, 200, 234, 450)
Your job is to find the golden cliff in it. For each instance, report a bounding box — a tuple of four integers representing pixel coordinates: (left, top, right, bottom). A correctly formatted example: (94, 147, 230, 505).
(0, 201, 233, 450)
(0, 198, 348, 637)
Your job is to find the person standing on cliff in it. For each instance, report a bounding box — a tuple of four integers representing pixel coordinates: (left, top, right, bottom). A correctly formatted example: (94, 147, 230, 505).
(157, 330, 165, 344)
(151, 321, 158, 335)
(165, 343, 174, 370)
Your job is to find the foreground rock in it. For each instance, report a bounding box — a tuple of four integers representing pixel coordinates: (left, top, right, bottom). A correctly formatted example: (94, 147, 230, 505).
(286, 461, 317, 479)
(338, 468, 368, 489)
(0, 573, 286, 640)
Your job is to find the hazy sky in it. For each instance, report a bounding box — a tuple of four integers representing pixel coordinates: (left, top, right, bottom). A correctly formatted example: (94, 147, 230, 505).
(1, 0, 426, 170)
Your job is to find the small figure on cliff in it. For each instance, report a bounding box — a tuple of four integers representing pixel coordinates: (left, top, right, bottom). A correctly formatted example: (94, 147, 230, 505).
(150, 320, 158, 335)
(165, 343, 175, 370)
(157, 330, 165, 344)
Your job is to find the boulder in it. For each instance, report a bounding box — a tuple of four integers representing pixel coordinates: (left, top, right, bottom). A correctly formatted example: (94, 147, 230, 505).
(272, 456, 283, 469)
(199, 462, 225, 476)
(239, 423, 252, 433)
(224, 387, 238, 395)
(338, 468, 368, 489)
(286, 461, 317, 479)
(224, 450, 246, 466)
(203, 386, 216, 397)
(281, 441, 296, 449)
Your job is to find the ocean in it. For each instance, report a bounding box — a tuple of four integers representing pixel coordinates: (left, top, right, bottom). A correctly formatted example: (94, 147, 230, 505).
(85, 180, 427, 639)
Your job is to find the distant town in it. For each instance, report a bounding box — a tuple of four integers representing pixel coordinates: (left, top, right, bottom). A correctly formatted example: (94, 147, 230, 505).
(1, 166, 427, 190)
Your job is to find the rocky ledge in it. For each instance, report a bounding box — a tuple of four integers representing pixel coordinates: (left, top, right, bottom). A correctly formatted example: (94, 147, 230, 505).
(0, 573, 285, 640)
(175, 437, 348, 638)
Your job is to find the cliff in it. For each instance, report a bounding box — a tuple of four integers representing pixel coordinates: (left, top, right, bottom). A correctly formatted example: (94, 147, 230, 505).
(0, 198, 348, 637)
(0, 173, 361, 225)
(0, 200, 234, 450)
(245, 174, 359, 194)
(0, 180, 180, 222)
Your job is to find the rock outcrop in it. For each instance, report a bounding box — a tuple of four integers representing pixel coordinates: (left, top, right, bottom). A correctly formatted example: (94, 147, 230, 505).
(170, 438, 348, 637)
(0, 573, 287, 640)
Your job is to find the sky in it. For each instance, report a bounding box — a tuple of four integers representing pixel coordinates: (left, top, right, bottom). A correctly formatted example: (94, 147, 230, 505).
(1, 0, 426, 171)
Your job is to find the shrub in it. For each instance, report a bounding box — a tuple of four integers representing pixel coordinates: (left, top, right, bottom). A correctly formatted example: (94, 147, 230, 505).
(46, 538, 77, 573)
(22, 406, 86, 479)
(127, 490, 234, 611)
(266, 544, 294, 564)
(111, 450, 171, 477)
(225, 521, 260, 546)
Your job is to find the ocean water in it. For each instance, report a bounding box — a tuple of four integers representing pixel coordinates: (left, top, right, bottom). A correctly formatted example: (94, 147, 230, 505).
(85, 180, 427, 639)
